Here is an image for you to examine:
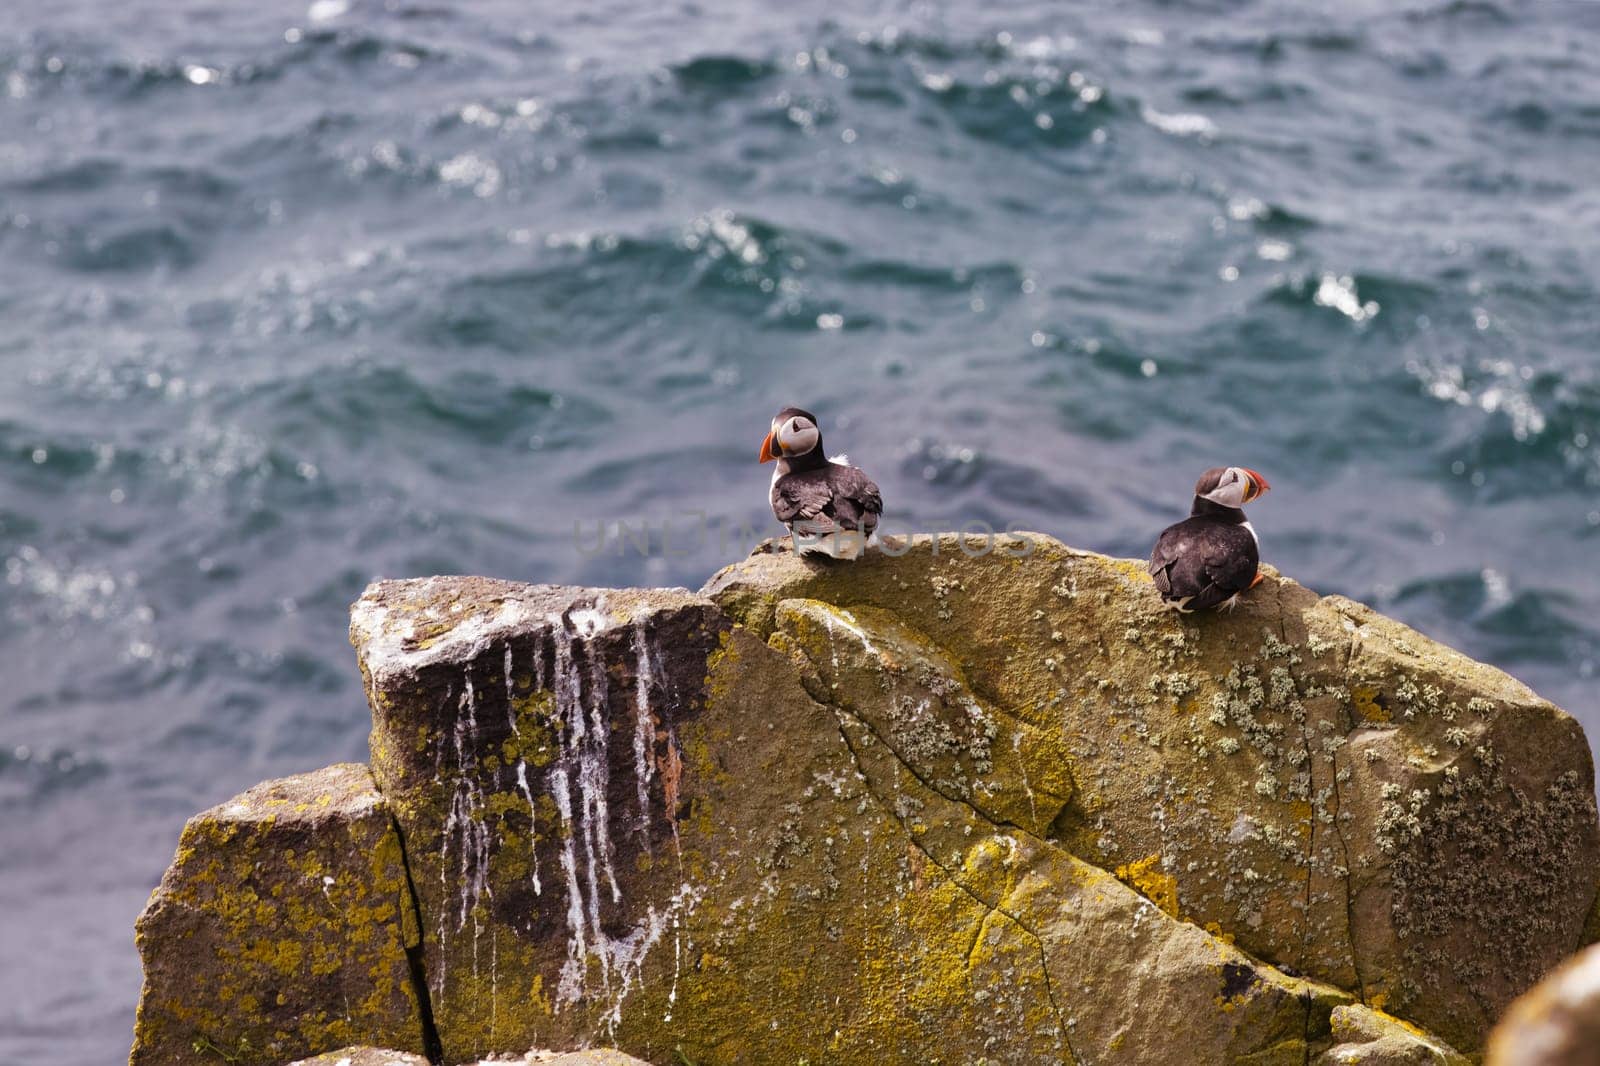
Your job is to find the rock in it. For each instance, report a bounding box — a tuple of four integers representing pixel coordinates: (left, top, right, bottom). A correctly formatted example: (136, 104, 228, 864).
(340, 540, 1527, 1064)
(1485, 942, 1600, 1065)
(349, 577, 728, 1064)
(284, 1049, 430, 1066)
(130, 764, 430, 1066)
(705, 534, 1600, 1051)
(281, 1049, 649, 1066)
(1315, 1005, 1469, 1065)
(138, 534, 1600, 1065)
(355, 571, 1371, 1063)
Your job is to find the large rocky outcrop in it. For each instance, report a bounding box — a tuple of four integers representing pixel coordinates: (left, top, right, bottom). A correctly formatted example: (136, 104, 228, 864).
(131, 535, 1600, 1065)
(704, 536, 1600, 1052)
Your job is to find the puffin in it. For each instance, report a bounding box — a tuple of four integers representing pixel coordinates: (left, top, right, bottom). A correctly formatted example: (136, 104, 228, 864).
(759, 406, 882, 559)
(1148, 466, 1272, 612)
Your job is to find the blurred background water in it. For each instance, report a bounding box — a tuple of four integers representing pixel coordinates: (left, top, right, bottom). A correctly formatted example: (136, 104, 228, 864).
(4, 0, 1600, 1060)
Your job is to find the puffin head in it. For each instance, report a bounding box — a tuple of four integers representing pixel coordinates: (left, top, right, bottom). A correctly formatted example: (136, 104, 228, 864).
(759, 407, 822, 463)
(1195, 466, 1270, 508)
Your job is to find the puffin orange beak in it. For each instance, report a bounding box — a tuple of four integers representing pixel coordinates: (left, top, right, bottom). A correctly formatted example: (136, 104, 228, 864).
(1243, 469, 1270, 502)
(759, 432, 779, 464)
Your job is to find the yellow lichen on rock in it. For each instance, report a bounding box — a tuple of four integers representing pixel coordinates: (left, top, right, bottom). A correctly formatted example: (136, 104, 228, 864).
(1352, 685, 1391, 724)
(1115, 853, 1181, 918)
(129, 764, 427, 1066)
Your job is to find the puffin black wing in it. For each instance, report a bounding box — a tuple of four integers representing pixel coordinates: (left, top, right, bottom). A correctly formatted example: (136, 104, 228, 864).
(773, 463, 882, 535)
(825, 464, 883, 534)
(1148, 517, 1259, 610)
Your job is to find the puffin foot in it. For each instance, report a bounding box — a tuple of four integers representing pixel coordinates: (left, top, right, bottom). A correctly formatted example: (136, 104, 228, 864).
(790, 527, 868, 561)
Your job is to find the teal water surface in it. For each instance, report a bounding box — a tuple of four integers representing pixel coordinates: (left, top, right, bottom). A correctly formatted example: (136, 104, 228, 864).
(4, 1, 1600, 1061)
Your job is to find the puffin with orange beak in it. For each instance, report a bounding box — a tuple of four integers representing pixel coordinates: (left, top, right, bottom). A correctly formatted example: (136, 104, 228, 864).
(1148, 466, 1272, 612)
(760, 406, 882, 560)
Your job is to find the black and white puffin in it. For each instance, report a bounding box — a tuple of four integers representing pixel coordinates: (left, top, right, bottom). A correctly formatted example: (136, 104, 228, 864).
(759, 406, 882, 559)
(1148, 466, 1272, 612)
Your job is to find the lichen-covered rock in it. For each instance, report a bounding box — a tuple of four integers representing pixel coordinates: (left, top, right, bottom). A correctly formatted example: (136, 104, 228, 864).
(140, 533, 1598, 1065)
(338, 541, 1539, 1064)
(1583, 888, 1600, 949)
(705, 534, 1600, 1051)
(1315, 1005, 1470, 1065)
(130, 764, 428, 1066)
(752, 591, 1454, 1065)
(1485, 942, 1600, 1065)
